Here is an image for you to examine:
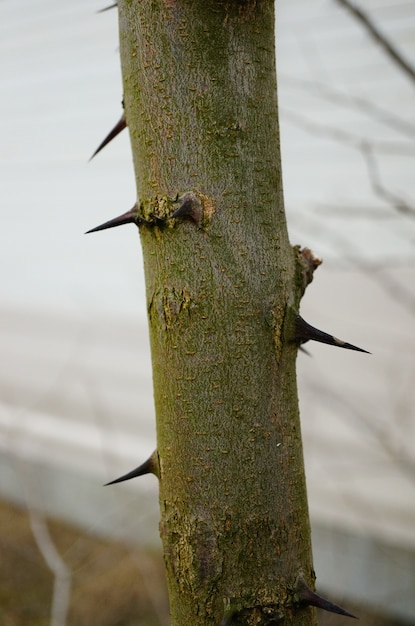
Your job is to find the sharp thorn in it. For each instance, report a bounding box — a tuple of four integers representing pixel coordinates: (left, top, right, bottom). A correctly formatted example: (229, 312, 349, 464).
(171, 192, 203, 227)
(105, 450, 159, 486)
(85, 205, 140, 234)
(294, 313, 370, 354)
(97, 2, 118, 13)
(89, 113, 126, 160)
(295, 576, 357, 619)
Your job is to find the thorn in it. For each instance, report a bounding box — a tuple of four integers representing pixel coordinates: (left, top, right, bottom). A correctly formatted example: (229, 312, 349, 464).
(171, 192, 203, 227)
(105, 450, 159, 486)
(294, 313, 370, 354)
(97, 2, 117, 13)
(295, 576, 357, 619)
(85, 205, 140, 234)
(89, 113, 126, 160)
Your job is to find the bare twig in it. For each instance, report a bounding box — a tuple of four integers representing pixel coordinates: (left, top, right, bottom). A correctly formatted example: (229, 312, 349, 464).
(281, 74, 415, 138)
(7, 447, 72, 626)
(361, 142, 415, 218)
(315, 203, 403, 220)
(28, 510, 72, 626)
(308, 378, 415, 483)
(130, 552, 168, 626)
(3, 389, 75, 626)
(281, 109, 415, 155)
(289, 211, 415, 317)
(335, 0, 415, 85)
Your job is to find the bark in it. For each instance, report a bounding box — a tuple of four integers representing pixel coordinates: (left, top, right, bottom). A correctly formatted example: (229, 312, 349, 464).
(118, 0, 316, 624)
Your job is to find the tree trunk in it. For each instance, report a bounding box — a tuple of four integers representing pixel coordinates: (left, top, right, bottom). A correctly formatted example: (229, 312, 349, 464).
(118, 0, 317, 624)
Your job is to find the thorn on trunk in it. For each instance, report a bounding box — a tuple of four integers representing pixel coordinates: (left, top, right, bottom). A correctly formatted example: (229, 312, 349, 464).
(171, 192, 203, 227)
(295, 576, 357, 619)
(104, 450, 159, 485)
(89, 113, 126, 160)
(85, 205, 140, 234)
(293, 312, 370, 354)
(97, 2, 118, 13)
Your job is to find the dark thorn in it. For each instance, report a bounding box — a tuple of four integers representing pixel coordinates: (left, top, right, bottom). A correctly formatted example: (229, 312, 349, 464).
(97, 2, 118, 13)
(171, 192, 203, 227)
(104, 450, 159, 486)
(89, 113, 126, 160)
(85, 205, 140, 234)
(294, 313, 370, 354)
(295, 577, 357, 619)
(298, 345, 312, 357)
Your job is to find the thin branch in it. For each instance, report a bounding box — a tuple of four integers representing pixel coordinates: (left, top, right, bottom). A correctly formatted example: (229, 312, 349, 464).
(5, 447, 72, 626)
(289, 211, 415, 317)
(283, 110, 415, 223)
(368, 266, 415, 315)
(281, 109, 415, 155)
(28, 510, 72, 626)
(335, 0, 415, 85)
(315, 203, 400, 220)
(2, 399, 72, 626)
(131, 552, 168, 626)
(308, 378, 415, 484)
(322, 254, 415, 271)
(361, 141, 415, 218)
(281, 74, 415, 138)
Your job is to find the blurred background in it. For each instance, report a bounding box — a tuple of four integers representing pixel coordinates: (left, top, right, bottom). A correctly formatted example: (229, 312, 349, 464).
(1, 0, 415, 624)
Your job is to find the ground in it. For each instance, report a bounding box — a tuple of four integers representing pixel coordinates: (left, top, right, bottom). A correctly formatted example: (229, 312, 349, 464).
(0, 499, 408, 625)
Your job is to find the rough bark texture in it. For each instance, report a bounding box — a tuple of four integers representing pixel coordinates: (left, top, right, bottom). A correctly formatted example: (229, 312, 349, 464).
(118, 0, 317, 624)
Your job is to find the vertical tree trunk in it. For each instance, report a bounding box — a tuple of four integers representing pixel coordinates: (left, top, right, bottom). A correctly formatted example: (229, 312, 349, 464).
(118, 0, 317, 623)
